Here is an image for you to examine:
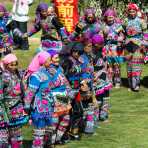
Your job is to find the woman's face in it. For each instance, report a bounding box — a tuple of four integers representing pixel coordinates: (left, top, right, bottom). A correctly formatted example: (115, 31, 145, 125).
(7, 61, 18, 72)
(106, 16, 115, 24)
(84, 43, 92, 53)
(72, 51, 80, 59)
(41, 10, 48, 18)
(128, 9, 137, 18)
(80, 81, 89, 92)
(87, 14, 94, 22)
(43, 57, 51, 68)
(52, 54, 60, 66)
(0, 11, 4, 17)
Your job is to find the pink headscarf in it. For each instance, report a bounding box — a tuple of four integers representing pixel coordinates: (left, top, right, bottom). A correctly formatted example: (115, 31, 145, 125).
(84, 7, 95, 16)
(144, 33, 148, 40)
(127, 3, 139, 11)
(0, 4, 9, 17)
(92, 34, 104, 45)
(2, 54, 17, 65)
(142, 33, 148, 46)
(28, 51, 51, 73)
(104, 8, 117, 17)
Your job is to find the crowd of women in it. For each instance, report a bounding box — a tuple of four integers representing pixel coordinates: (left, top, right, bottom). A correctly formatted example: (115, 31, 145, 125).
(0, 1, 147, 148)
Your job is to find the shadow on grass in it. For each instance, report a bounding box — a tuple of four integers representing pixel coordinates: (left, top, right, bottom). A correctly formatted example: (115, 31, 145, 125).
(141, 76, 148, 88)
(121, 78, 129, 88)
(23, 140, 32, 148)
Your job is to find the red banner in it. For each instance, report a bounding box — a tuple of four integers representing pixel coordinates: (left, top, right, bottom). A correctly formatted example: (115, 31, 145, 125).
(54, 0, 79, 33)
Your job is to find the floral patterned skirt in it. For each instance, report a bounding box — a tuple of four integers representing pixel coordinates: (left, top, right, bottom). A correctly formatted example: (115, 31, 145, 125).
(4, 99, 29, 128)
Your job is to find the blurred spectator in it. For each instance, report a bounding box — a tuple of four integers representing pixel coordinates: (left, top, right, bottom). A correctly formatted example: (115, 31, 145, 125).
(12, 0, 33, 50)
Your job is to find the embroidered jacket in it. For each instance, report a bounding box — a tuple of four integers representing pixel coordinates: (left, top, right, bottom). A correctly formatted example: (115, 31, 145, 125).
(0, 70, 28, 127)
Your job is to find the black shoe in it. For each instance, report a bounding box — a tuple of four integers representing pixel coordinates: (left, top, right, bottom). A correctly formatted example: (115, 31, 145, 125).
(70, 134, 81, 140)
(55, 140, 65, 145)
(61, 134, 70, 143)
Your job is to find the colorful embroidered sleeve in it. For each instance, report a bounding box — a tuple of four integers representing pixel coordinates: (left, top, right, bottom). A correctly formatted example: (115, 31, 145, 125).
(24, 74, 41, 108)
(2, 72, 22, 98)
(116, 24, 125, 42)
(52, 17, 63, 29)
(68, 31, 79, 41)
(141, 19, 147, 34)
(68, 21, 86, 41)
(102, 23, 108, 37)
(115, 24, 124, 34)
(122, 18, 128, 33)
(2, 72, 12, 95)
(4, 15, 12, 27)
(56, 67, 71, 91)
(28, 22, 41, 37)
(51, 17, 68, 40)
(59, 27, 68, 40)
(0, 19, 7, 38)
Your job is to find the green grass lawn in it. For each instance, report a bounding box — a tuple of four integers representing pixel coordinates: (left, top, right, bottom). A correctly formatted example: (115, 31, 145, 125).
(12, 38, 148, 148)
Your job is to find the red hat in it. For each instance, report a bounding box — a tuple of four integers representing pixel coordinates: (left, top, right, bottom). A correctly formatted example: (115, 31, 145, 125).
(127, 3, 139, 11)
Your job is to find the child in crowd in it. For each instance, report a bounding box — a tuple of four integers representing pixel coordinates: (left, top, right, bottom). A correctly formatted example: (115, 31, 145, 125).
(79, 80, 98, 134)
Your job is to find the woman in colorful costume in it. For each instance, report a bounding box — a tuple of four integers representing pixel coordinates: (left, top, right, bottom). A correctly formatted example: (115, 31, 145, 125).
(80, 40, 94, 84)
(103, 8, 125, 88)
(92, 34, 112, 121)
(79, 40, 98, 134)
(0, 4, 13, 57)
(65, 42, 84, 90)
(46, 50, 73, 145)
(124, 3, 147, 91)
(63, 42, 84, 139)
(69, 7, 103, 42)
(27, 3, 68, 52)
(0, 54, 28, 147)
(24, 51, 56, 148)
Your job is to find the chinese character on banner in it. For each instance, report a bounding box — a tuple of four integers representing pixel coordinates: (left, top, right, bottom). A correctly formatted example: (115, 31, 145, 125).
(54, 0, 79, 33)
